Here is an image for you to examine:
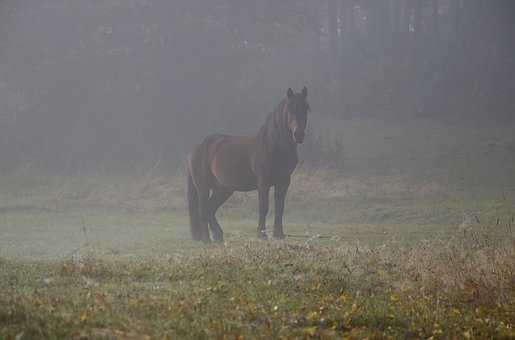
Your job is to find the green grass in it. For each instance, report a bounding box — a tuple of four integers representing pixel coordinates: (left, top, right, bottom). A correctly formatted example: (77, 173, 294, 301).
(1, 171, 513, 259)
(1, 236, 514, 339)
(0, 172, 514, 339)
(1, 117, 515, 338)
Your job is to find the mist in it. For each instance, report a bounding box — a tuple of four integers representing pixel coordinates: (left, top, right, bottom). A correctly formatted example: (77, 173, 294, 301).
(1, 1, 515, 338)
(0, 0, 512, 174)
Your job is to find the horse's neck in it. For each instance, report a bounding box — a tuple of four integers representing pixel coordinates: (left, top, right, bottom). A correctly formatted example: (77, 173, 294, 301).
(255, 110, 297, 156)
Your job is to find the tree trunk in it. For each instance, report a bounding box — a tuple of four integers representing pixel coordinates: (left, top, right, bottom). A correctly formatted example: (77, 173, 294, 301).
(432, 0, 439, 40)
(340, 0, 351, 35)
(451, 0, 462, 37)
(413, 0, 422, 35)
(400, 0, 412, 34)
(328, 0, 339, 63)
(392, 0, 400, 35)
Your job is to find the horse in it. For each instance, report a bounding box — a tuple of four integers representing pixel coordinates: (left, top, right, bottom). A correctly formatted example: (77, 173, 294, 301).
(186, 87, 310, 242)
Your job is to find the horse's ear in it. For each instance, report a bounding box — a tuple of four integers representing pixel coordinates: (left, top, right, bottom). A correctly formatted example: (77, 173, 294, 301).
(287, 88, 294, 99)
(301, 86, 308, 99)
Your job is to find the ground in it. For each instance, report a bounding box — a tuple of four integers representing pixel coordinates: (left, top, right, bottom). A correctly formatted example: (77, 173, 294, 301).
(1, 117, 514, 339)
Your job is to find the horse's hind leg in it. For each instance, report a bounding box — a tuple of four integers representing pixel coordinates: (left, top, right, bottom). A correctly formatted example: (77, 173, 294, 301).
(197, 187, 212, 243)
(208, 188, 232, 242)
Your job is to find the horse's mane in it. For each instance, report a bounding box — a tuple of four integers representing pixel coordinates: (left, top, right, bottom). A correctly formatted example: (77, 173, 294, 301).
(256, 99, 293, 153)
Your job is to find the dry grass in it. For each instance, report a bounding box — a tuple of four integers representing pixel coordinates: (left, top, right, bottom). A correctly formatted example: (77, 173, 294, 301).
(1, 231, 514, 339)
(2, 114, 515, 338)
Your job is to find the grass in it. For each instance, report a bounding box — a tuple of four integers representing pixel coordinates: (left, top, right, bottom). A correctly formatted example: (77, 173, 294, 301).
(1, 170, 513, 259)
(1, 117, 515, 338)
(0, 171, 514, 339)
(1, 233, 514, 339)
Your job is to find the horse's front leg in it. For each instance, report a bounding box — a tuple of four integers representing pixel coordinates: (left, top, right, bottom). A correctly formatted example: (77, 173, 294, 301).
(257, 183, 270, 240)
(273, 178, 290, 240)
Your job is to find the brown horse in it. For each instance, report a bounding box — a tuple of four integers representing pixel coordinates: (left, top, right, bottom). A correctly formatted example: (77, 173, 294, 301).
(186, 87, 310, 242)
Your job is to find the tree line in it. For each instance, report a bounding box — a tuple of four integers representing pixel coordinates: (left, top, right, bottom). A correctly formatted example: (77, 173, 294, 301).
(0, 0, 514, 173)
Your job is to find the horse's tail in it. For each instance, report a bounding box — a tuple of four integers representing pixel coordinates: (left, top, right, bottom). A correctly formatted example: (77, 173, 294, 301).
(186, 160, 201, 241)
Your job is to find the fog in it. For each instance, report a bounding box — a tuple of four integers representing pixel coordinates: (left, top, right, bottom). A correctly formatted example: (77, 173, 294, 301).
(1, 3, 515, 336)
(1, 0, 513, 176)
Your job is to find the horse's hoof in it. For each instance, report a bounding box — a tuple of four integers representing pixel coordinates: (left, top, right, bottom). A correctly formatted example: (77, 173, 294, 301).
(273, 233, 285, 240)
(257, 231, 268, 240)
(213, 235, 224, 243)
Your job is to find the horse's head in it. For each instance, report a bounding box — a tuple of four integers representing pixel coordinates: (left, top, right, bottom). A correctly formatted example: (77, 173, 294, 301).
(285, 86, 310, 144)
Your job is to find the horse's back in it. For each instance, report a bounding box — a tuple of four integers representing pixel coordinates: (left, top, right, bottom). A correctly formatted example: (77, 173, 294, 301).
(190, 134, 257, 192)
(189, 134, 226, 164)
(187, 134, 225, 186)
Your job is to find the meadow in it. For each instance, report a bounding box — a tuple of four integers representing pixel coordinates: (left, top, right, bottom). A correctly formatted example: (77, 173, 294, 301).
(1, 117, 514, 339)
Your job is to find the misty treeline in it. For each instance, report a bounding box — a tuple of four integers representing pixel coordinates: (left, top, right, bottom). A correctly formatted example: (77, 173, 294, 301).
(1, 0, 514, 173)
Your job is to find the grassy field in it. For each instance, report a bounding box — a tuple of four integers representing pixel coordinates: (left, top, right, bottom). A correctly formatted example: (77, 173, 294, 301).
(1, 235, 514, 339)
(0, 171, 514, 339)
(1, 118, 515, 338)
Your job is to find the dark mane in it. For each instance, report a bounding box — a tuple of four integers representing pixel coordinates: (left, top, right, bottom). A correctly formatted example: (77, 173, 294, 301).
(256, 99, 292, 153)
